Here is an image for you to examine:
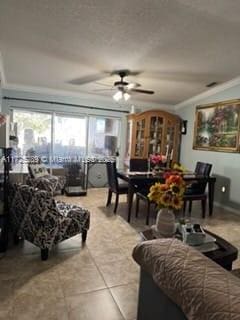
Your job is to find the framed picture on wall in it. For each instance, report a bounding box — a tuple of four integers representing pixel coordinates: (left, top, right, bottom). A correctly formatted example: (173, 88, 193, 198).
(193, 99, 240, 153)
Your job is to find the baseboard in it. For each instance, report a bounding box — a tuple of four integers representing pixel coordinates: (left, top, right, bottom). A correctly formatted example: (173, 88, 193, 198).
(214, 201, 240, 215)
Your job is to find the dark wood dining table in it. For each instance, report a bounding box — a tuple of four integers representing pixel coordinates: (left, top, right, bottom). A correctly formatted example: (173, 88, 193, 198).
(117, 171, 216, 223)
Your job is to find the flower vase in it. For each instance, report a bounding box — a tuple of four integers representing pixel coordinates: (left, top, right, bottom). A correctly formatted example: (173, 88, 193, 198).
(154, 208, 176, 237)
(153, 165, 161, 174)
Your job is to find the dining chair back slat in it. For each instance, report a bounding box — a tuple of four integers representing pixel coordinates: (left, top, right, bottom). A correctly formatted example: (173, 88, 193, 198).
(129, 159, 148, 172)
(106, 161, 119, 193)
(184, 161, 213, 218)
(106, 161, 128, 213)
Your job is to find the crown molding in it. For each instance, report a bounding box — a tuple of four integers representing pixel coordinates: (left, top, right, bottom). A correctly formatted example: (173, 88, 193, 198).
(3, 83, 174, 111)
(174, 76, 240, 110)
(0, 51, 6, 86)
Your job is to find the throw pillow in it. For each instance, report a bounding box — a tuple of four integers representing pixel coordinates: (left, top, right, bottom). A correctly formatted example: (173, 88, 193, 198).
(29, 164, 49, 179)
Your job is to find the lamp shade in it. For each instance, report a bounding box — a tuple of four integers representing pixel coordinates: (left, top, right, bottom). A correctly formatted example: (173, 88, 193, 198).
(113, 90, 123, 101)
(113, 90, 131, 102)
(123, 92, 130, 101)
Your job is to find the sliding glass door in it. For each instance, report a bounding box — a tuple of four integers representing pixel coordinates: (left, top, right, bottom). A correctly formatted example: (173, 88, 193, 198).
(53, 114, 87, 167)
(12, 110, 121, 171)
(13, 109, 52, 165)
(88, 116, 120, 157)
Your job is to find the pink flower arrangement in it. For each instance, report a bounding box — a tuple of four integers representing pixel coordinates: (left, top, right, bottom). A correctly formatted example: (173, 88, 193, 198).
(150, 154, 167, 165)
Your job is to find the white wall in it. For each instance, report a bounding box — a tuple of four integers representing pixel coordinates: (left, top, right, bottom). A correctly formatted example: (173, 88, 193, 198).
(0, 77, 2, 112)
(0, 85, 2, 112)
(176, 83, 240, 211)
(0, 51, 5, 113)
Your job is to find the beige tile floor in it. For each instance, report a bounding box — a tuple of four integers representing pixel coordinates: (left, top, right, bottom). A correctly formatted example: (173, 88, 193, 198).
(1, 188, 240, 320)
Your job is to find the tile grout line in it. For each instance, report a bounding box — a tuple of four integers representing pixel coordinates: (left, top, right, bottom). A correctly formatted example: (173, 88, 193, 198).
(55, 265, 71, 320)
(86, 244, 127, 320)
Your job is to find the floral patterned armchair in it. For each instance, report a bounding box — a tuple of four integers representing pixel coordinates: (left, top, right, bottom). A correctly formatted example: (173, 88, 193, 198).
(9, 184, 90, 260)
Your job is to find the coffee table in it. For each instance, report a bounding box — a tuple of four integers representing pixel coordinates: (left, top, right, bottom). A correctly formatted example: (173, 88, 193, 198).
(140, 229, 238, 271)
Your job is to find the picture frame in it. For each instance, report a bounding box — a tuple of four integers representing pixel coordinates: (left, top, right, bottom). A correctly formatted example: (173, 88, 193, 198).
(193, 99, 240, 153)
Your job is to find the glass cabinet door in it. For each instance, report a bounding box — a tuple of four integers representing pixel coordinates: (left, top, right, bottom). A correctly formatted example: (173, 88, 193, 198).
(134, 117, 146, 157)
(147, 116, 164, 156)
(125, 119, 132, 159)
(165, 120, 176, 161)
(127, 110, 181, 164)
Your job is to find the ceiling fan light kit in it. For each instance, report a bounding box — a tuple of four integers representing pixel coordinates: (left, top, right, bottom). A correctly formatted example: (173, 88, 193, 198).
(113, 90, 131, 101)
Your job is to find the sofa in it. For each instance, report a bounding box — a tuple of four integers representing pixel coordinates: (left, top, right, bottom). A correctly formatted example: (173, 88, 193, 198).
(27, 163, 66, 195)
(9, 184, 90, 260)
(132, 238, 240, 320)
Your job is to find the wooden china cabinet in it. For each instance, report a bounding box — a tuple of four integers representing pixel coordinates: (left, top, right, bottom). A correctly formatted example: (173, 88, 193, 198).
(125, 110, 182, 166)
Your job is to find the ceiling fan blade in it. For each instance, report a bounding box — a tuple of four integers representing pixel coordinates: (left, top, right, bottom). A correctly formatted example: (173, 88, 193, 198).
(92, 88, 115, 92)
(126, 82, 141, 89)
(130, 88, 154, 94)
(68, 72, 109, 85)
(129, 70, 142, 76)
(111, 69, 142, 77)
(95, 81, 113, 87)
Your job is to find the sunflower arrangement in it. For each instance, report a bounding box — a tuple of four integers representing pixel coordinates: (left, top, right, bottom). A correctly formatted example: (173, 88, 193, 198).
(148, 174, 186, 210)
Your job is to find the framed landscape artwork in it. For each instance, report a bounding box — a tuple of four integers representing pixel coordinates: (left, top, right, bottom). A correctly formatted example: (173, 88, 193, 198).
(193, 99, 240, 152)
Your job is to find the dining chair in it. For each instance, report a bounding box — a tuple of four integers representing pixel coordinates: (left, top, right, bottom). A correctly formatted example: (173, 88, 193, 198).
(183, 162, 212, 218)
(106, 161, 129, 213)
(135, 179, 158, 225)
(129, 158, 148, 172)
(135, 188, 157, 225)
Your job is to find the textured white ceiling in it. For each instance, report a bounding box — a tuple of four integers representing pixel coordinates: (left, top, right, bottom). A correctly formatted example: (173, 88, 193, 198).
(0, 0, 240, 105)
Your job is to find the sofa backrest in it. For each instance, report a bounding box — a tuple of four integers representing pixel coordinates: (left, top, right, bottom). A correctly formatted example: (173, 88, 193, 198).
(133, 239, 240, 320)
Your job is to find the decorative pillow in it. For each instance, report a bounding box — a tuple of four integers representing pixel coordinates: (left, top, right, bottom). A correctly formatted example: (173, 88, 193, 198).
(28, 164, 49, 179)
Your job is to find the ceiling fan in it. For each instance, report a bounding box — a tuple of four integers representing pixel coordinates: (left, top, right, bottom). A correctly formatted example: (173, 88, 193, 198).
(111, 70, 154, 101)
(68, 69, 154, 101)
